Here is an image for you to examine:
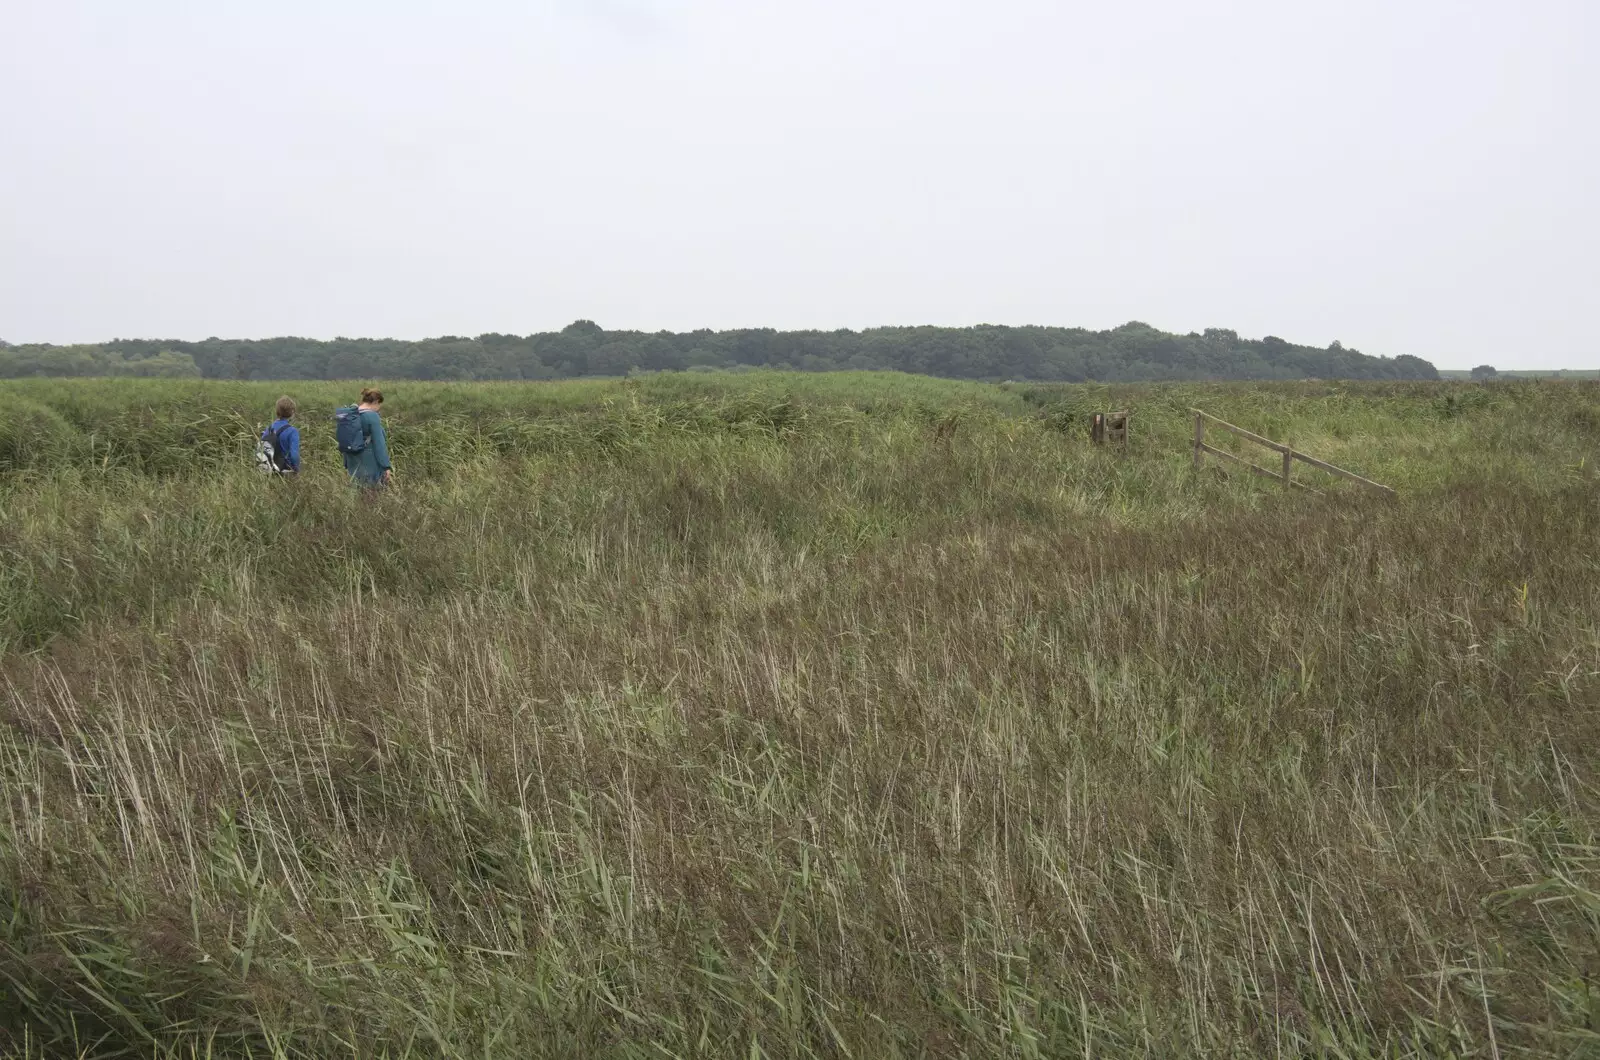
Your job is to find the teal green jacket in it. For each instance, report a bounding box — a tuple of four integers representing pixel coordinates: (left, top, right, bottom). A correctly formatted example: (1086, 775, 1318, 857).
(342, 408, 391, 484)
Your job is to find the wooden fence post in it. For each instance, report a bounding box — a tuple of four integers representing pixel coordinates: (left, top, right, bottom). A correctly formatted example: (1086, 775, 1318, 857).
(1188, 407, 1395, 497)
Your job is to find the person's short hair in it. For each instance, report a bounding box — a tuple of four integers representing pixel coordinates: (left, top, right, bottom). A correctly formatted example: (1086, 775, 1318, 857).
(275, 396, 296, 419)
(360, 388, 384, 406)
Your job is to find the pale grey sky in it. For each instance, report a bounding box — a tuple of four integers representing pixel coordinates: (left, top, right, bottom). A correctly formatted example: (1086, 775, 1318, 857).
(2, 0, 1594, 368)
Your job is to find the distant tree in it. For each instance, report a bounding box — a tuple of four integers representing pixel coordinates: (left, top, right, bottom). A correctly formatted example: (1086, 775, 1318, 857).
(1471, 364, 1498, 380)
(1392, 355, 1439, 380)
(589, 342, 640, 376)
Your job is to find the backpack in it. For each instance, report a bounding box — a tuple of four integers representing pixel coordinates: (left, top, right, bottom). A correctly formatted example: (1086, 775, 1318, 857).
(334, 406, 368, 455)
(256, 423, 290, 475)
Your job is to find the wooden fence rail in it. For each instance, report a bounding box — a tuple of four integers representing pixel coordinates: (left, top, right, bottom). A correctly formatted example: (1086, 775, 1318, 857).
(1191, 409, 1395, 497)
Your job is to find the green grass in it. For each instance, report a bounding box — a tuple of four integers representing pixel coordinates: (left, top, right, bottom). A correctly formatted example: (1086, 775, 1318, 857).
(1437, 369, 1600, 379)
(2, 374, 1599, 1057)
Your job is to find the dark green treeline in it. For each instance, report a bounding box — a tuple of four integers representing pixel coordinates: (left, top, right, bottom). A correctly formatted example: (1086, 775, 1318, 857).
(0, 320, 1438, 382)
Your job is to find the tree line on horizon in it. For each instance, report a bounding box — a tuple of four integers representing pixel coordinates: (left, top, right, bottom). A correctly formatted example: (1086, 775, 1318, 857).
(0, 320, 1439, 382)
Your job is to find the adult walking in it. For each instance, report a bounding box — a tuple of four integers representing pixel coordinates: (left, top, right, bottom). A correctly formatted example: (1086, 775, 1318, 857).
(335, 388, 392, 487)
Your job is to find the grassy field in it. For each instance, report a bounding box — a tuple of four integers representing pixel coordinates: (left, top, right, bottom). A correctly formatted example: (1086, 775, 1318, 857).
(2, 373, 1599, 1058)
(1437, 370, 1600, 380)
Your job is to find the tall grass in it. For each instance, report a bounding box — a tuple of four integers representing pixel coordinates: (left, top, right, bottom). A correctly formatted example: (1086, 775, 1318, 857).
(1, 375, 1598, 1057)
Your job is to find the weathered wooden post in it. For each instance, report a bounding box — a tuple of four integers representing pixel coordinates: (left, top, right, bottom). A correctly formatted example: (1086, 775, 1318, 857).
(1188, 406, 1395, 497)
(1093, 411, 1130, 452)
(1108, 412, 1129, 449)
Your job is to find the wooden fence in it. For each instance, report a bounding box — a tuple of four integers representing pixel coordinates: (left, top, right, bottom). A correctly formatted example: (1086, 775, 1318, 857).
(1191, 409, 1395, 497)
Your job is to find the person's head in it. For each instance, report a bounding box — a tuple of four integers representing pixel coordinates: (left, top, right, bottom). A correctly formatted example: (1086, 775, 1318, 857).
(274, 396, 296, 420)
(359, 388, 384, 409)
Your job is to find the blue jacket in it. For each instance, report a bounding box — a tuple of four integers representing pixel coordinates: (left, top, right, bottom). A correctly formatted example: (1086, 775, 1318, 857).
(342, 408, 390, 484)
(263, 419, 300, 472)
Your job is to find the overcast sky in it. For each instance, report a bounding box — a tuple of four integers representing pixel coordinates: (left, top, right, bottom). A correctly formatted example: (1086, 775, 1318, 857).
(2, 0, 1594, 368)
